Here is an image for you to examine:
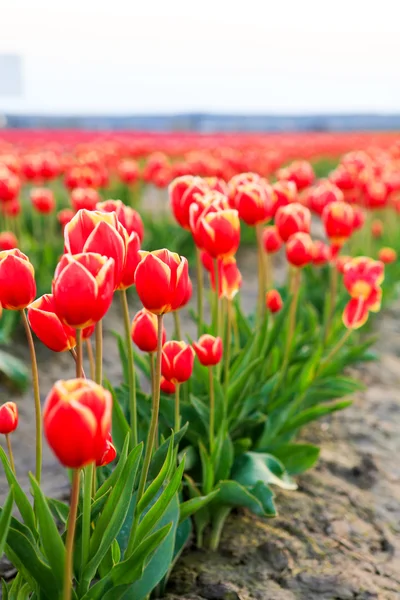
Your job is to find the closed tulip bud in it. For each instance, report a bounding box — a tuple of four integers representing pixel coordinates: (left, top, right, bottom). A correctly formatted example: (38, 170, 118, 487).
(28, 294, 76, 352)
(71, 187, 100, 212)
(275, 203, 311, 242)
(262, 225, 283, 254)
(30, 188, 55, 214)
(336, 255, 352, 274)
(131, 308, 167, 353)
(117, 159, 140, 185)
(378, 247, 397, 264)
(286, 232, 314, 268)
(43, 379, 112, 468)
(160, 377, 176, 394)
(96, 199, 144, 242)
(0, 231, 18, 251)
(364, 180, 388, 209)
(342, 298, 369, 330)
(58, 208, 75, 230)
(234, 180, 274, 226)
(271, 180, 298, 216)
(135, 249, 190, 315)
(64, 209, 127, 288)
(371, 219, 384, 239)
(0, 402, 18, 434)
(161, 341, 195, 384)
(193, 334, 223, 366)
(0, 167, 20, 203)
(307, 181, 344, 216)
(266, 289, 283, 313)
(0, 249, 36, 310)
(228, 172, 263, 209)
(352, 206, 366, 232)
(2, 199, 21, 217)
(169, 175, 209, 229)
(312, 240, 331, 266)
(96, 433, 117, 467)
(197, 209, 240, 259)
(189, 191, 230, 247)
(208, 256, 242, 300)
(276, 160, 315, 191)
(322, 201, 355, 246)
(118, 232, 141, 290)
(53, 253, 115, 328)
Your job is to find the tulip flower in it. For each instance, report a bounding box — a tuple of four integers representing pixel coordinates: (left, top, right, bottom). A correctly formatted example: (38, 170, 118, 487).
(71, 187, 100, 212)
(118, 232, 141, 290)
(64, 209, 127, 288)
(28, 294, 76, 352)
(43, 378, 112, 468)
(276, 160, 315, 190)
(189, 191, 230, 247)
(0, 166, 20, 203)
(96, 199, 144, 242)
(196, 208, 240, 259)
(352, 206, 366, 232)
(231, 180, 274, 226)
(96, 433, 117, 467)
(266, 289, 283, 313)
(135, 249, 191, 315)
(322, 201, 355, 246)
(286, 232, 314, 268)
(307, 181, 344, 216)
(342, 297, 369, 330)
(204, 177, 228, 194)
(169, 175, 209, 229)
(30, 188, 55, 214)
(371, 219, 384, 239)
(378, 247, 397, 264)
(0, 249, 36, 310)
(343, 257, 384, 303)
(117, 159, 140, 185)
(336, 255, 352, 274)
(275, 203, 311, 242)
(52, 253, 115, 328)
(58, 208, 75, 230)
(0, 231, 18, 251)
(312, 240, 331, 266)
(228, 172, 263, 208)
(0, 401, 18, 434)
(363, 180, 388, 209)
(161, 341, 195, 384)
(262, 225, 283, 254)
(271, 181, 297, 216)
(193, 334, 223, 366)
(131, 308, 167, 353)
(160, 377, 176, 394)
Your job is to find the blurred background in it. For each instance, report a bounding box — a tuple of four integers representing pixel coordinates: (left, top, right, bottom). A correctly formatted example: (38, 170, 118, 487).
(1, 0, 400, 131)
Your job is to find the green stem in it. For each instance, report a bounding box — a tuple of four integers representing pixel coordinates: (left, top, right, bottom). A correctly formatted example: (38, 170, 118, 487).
(256, 223, 266, 322)
(150, 352, 156, 398)
(120, 290, 138, 447)
(174, 383, 181, 432)
(126, 314, 164, 556)
(85, 338, 95, 380)
(95, 321, 103, 385)
(80, 463, 94, 581)
(232, 302, 240, 353)
(208, 367, 215, 453)
(324, 263, 338, 345)
(173, 310, 182, 340)
(214, 259, 221, 338)
(75, 329, 83, 378)
(21, 309, 42, 484)
(63, 469, 80, 600)
(319, 328, 353, 374)
(281, 268, 301, 375)
(223, 300, 232, 406)
(5, 434, 16, 475)
(196, 248, 204, 337)
(209, 506, 231, 551)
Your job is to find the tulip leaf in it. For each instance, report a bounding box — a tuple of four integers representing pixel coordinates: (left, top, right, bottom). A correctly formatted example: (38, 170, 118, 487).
(0, 349, 29, 391)
(279, 400, 352, 435)
(46, 498, 70, 525)
(250, 481, 277, 516)
(232, 451, 297, 491)
(0, 447, 36, 535)
(148, 423, 188, 479)
(179, 489, 219, 524)
(228, 358, 263, 407)
(214, 480, 267, 516)
(268, 443, 320, 475)
(199, 443, 214, 495)
(136, 435, 174, 516)
(95, 433, 130, 500)
(0, 487, 14, 558)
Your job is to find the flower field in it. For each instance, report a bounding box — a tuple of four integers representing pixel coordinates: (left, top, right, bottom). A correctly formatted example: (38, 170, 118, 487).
(0, 130, 400, 599)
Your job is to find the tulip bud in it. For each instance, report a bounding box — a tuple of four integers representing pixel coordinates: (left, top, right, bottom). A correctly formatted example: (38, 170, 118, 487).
(28, 294, 76, 352)
(118, 232, 141, 290)
(312, 240, 331, 266)
(286, 233, 314, 268)
(0, 402, 18, 434)
(0, 249, 36, 310)
(43, 379, 112, 468)
(322, 201, 355, 246)
(161, 341, 195, 384)
(207, 255, 242, 300)
(131, 308, 167, 353)
(204, 177, 228, 195)
(378, 247, 397, 264)
(0, 231, 18, 251)
(0, 166, 20, 203)
(96, 199, 144, 242)
(307, 181, 344, 216)
(96, 434, 117, 467)
(117, 159, 140, 185)
(234, 180, 274, 226)
(336, 255, 352, 274)
(64, 209, 127, 288)
(197, 209, 240, 259)
(53, 253, 115, 328)
(271, 180, 298, 216)
(135, 249, 190, 315)
(189, 191, 230, 247)
(160, 377, 176, 394)
(193, 335, 223, 366)
(71, 187, 100, 212)
(371, 219, 384, 239)
(352, 206, 366, 232)
(262, 225, 283, 254)
(276, 160, 315, 191)
(265, 289, 283, 313)
(228, 172, 263, 209)
(169, 175, 209, 229)
(58, 208, 75, 230)
(342, 298, 369, 330)
(364, 180, 388, 209)
(275, 203, 311, 242)
(30, 188, 55, 214)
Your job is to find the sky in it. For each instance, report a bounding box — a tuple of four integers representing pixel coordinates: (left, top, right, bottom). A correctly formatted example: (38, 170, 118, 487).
(1, 0, 400, 115)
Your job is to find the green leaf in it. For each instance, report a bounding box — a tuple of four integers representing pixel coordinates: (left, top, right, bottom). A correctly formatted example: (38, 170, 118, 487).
(29, 475, 66, 588)
(179, 490, 219, 523)
(136, 436, 174, 515)
(279, 400, 352, 435)
(0, 487, 14, 558)
(0, 349, 29, 391)
(46, 498, 69, 525)
(232, 452, 297, 491)
(214, 481, 266, 517)
(213, 433, 234, 483)
(95, 433, 130, 500)
(250, 481, 277, 516)
(104, 380, 130, 453)
(0, 447, 36, 534)
(148, 423, 188, 479)
(199, 443, 214, 495)
(270, 443, 320, 475)
(228, 358, 263, 406)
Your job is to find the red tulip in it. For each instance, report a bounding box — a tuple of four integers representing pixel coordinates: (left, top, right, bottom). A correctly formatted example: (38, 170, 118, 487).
(118, 232, 141, 290)
(58, 208, 75, 229)
(43, 379, 112, 468)
(371, 219, 384, 239)
(233, 180, 274, 226)
(30, 188, 55, 214)
(265, 289, 283, 313)
(96, 433, 117, 467)
(275, 203, 311, 242)
(0, 232, 18, 251)
(307, 181, 344, 216)
(117, 159, 140, 185)
(378, 247, 397, 264)
(206, 255, 243, 300)
(352, 206, 366, 232)
(64, 209, 127, 288)
(228, 172, 263, 209)
(96, 199, 144, 242)
(196, 208, 240, 259)
(0, 167, 20, 203)
(193, 334, 223, 366)
(343, 257, 384, 308)
(52, 253, 115, 328)
(322, 201, 355, 246)
(271, 180, 297, 216)
(262, 226, 283, 254)
(336, 255, 352, 274)
(169, 175, 209, 229)
(312, 240, 331, 266)
(131, 308, 167, 353)
(161, 341, 195, 384)
(135, 249, 191, 315)
(160, 377, 176, 394)
(342, 297, 369, 330)
(0, 402, 18, 434)
(28, 294, 76, 352)
(189, 191, 229, 247)
(204, 177, 228, 194)
(286, 232, 314, 267)
(276, 160, 315, 190)
(71, 188, 100, 212)
(0, 249, 36, 310)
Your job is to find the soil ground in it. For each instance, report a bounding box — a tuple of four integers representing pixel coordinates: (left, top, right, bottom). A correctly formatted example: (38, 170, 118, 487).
(1, 249, 400, 599)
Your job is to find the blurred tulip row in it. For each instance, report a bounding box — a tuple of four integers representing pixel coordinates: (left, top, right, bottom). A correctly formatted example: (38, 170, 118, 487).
(0, 131, 399, 600)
